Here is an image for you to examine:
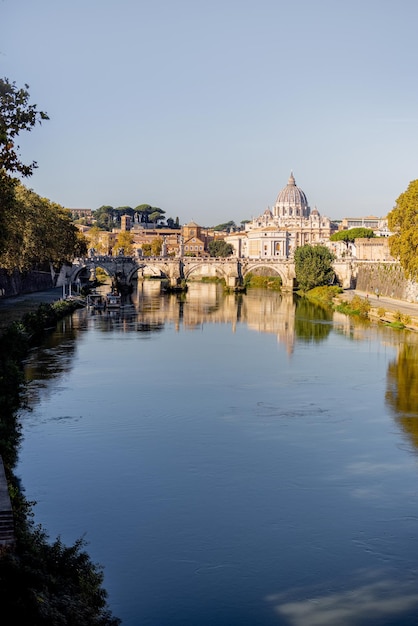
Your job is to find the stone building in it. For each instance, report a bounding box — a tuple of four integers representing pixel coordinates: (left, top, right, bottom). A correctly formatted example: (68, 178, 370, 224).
(226, 172, 335, 259)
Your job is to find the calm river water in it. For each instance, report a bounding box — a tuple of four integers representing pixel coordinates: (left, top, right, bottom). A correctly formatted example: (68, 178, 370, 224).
(16, 282, 418, 626)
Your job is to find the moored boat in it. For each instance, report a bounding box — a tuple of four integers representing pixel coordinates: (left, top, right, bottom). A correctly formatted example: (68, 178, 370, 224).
(106, 291, 122, 309)
(87, 292, 106, 309)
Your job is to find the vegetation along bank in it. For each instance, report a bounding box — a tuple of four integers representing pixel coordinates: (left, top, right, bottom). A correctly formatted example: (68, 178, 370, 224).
(0, 298, 121, 626)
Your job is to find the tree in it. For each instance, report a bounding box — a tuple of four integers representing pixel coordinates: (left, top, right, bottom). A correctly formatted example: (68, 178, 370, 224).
(294, 244, 335, 292)
(0, 183, 87, 271)
(213, 221, 236, 232)
(149, 209, 166, 225)
(151, 237, 163, 256)
(113, 206, 134, 226)
(208, 239, 234, 257)
(93, 206, 114, 231)
(115, 231, 134, 256)
(388, 179, 418, 279)
(0, 78, 49, 256)
(0, 77, 49, 177)
(134, 204, 154, 224)
(330, 228, 375, 243)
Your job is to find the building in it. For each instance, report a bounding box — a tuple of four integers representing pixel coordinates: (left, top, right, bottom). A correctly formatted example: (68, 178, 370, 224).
(226, 172, 335, 259)
(180, 221, 206, 256)
(68, 208, 94, 222)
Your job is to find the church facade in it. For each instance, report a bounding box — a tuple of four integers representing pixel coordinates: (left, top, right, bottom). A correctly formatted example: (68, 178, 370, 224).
(226, 173, 335, 259)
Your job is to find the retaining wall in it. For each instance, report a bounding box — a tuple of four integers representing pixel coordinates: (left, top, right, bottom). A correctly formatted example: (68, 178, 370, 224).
(0, 268, 54, 297)
(355, 262, 418, 303)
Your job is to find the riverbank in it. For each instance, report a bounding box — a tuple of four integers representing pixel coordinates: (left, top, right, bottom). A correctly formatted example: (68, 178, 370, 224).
(0, 295, 120, 625)
(0, 287, 68, 333)
(337, 288, 418, 331)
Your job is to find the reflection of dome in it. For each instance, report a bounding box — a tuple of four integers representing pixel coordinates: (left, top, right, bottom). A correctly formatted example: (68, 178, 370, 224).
(274, 172, 310, 218)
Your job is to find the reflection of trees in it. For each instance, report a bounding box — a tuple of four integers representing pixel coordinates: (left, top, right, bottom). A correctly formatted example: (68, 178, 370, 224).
(23, 317, 81, 406)
(386, 343, 418, 447)
(294, 297, 333, 343)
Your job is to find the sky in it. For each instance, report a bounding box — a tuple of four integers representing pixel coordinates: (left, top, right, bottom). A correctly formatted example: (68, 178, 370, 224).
(2, 0, 418, 226)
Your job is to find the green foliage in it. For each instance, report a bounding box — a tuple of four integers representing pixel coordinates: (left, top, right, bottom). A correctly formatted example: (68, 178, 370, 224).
(0, 77, 49, 177)
(0, 531, 120, 625)
(294, 244, 335, 292)
(151, 237, 163, 256)
(336, 295, 371, 318)
(305, 285, 343, 306)
(212, 221, 236, 232)
(294, 297, 333, 343)
(330, 228, 375, 242)
(134, 204, 164, 225)
(244, 275, 282, 290)
(93, 206, 114, 231)
(387, 179, 418, 279)
(166, 217, 180, 229)
(377, 306, 386, 317)
(208, 239, 234, 257)
(0, 78, 49, 257)
(0, 183, 87, 271)
(386, 344, 418, 425)
(392, 310, 411, 327)
(149, 209, 166, 224)
(115, 231, 134, 256)
(141, 243, 152, 256)
(0, 301, 120, 625)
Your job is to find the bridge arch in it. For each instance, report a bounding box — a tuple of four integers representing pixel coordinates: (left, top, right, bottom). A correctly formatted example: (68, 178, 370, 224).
(182, 261, 229, 282)
(242, 262, 288, 285)
(69, 261, 115, 284)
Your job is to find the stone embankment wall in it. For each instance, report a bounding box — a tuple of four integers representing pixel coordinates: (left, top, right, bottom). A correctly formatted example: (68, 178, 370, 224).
(355, 262, 418, 303)
(0, 268, 54, 298)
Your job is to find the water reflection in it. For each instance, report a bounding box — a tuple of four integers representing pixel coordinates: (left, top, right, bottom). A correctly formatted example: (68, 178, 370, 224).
(17, 281, 418, 626)
(294, 297, 333, 344)
(82, 283, 337, 355)
(386, 342, 418, 448)
(23, 315, 81, 406)
(268, 570, 418, 626)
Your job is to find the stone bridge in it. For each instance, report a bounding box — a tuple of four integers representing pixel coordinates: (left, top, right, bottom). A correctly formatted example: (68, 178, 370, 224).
(65, 255, 357, 291)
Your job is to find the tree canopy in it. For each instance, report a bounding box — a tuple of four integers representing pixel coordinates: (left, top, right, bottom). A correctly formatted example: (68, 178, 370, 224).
(387, 179, 418, 279)
(212, 221, 236, 232)
(0, 77, 49, 177)
(330, 228, 375, 243)
(0, 183, 87, 271)
(294, 244, 335, 292)
(0, 78, 49, 256)
(208, 239, 234, 257)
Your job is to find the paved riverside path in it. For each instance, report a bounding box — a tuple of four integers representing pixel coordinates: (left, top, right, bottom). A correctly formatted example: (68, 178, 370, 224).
(344, 289, 418, 317)
(339, 289, 418, 331)
(0, 287, 63, 333)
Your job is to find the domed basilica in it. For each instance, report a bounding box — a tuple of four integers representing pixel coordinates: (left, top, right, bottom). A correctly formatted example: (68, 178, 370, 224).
(227, 173, 335, 259)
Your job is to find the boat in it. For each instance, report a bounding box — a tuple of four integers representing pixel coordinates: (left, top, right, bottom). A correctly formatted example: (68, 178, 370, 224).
(106, 291, 122, 309)
(87, 292, 106, 309)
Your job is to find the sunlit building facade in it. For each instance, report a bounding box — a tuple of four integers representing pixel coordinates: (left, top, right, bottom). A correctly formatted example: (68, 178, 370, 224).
(226, 172, 335, 259)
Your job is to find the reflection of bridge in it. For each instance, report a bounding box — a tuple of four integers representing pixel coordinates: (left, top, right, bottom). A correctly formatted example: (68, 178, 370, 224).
(66, 255, 356, 290)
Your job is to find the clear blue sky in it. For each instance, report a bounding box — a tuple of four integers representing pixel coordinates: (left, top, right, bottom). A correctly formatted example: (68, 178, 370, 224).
(2, 0, 418, 226)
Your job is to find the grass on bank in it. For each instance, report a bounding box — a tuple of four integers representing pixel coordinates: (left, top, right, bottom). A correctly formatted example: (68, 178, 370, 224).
(305, 286, 414, 330)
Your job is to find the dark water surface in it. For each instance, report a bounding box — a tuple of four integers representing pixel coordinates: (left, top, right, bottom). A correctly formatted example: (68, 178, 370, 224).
(16, 283, 418, 625)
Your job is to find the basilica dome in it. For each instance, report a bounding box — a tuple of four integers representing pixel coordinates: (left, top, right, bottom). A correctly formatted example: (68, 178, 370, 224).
(274, 172, 310, 218)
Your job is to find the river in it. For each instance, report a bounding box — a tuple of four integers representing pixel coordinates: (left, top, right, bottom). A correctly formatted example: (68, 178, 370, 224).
(15, 282, 418, 626)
